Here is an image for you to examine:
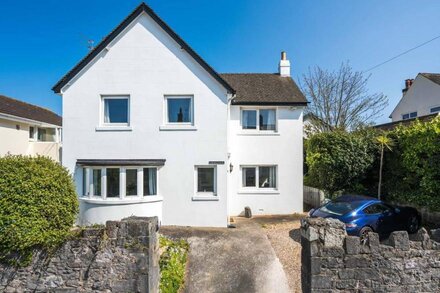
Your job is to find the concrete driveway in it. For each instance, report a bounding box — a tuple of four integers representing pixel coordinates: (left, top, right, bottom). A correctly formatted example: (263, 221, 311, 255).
(160, 218, 290, 293)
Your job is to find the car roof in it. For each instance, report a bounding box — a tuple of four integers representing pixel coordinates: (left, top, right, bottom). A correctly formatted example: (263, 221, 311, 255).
(334, 194, 380, 204)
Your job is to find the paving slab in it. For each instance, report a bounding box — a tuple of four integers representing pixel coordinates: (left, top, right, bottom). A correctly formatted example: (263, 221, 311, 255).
(160, 218, 290, 293)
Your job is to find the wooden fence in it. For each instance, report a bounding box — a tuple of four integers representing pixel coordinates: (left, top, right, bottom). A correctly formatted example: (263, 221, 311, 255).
(303, 186, 326, 208)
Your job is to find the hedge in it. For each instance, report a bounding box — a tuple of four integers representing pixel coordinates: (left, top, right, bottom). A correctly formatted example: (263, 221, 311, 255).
(0, 155, 78, 265)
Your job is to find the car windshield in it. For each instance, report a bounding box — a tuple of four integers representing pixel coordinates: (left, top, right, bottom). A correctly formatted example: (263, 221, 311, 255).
(320, 201, 360, 216)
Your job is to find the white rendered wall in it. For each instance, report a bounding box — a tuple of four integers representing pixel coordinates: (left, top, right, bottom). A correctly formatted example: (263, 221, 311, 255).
(0, 118, 30, 156)
(61, 13, 229, 227)
(227, 106, 304, 216)
(391, 75, 440, 121)
(0, 118, 61, 161)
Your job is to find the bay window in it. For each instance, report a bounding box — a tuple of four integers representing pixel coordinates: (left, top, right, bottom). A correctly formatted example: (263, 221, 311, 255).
(82, 167, 158, 199)
(242, 165, 277, 189)
(241, 108, 276, 131)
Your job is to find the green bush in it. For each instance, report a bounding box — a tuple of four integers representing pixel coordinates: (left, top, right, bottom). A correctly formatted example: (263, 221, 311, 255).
(385, 117, 440, 210)
(305, 129, 378, 197)
(159, 236, 189, 293)
(0, 155, 78, 265)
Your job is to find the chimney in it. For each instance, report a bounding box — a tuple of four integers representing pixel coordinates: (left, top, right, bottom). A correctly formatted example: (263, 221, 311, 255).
(402, 78, 414, 94)
(279, 51, 290, 77)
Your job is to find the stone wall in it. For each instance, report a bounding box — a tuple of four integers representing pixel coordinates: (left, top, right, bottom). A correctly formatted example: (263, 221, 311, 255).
(0, 217, 159, 293)
(301, 217, 440, 292)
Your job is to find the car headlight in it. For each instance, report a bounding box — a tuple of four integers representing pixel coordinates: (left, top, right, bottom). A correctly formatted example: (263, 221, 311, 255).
(345, 223, 357, 228)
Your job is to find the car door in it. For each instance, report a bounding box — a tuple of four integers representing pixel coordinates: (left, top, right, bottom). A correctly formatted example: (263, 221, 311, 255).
(363, 203, 394, 235)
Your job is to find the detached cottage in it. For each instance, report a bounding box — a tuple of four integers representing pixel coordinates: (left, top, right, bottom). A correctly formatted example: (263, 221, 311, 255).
(53, 3, 307, 227)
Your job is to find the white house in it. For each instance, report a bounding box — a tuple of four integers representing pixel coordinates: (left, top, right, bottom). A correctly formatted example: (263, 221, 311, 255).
(0, 95, 62, 161)
(390, 73, 440, 122)
(53, 3, 307, 227)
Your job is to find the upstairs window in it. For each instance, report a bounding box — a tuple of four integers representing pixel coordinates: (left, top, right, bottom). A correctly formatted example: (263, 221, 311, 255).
(430, 106, 440, 113)
(102, 96, 129, 125)
(166, 96, 193, 124)
(241, 108, 276, 131)
(37, 127, 56, 142)
(402, 111, 417, 120)
(29, 126, 35, 140)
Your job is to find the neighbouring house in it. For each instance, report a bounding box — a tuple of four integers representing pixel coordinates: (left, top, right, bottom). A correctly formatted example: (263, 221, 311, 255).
(376, 73, 440, 130)
(53, 3, 307, 227)
(0, 95, 62, 161)
(391, 73, 440, 121)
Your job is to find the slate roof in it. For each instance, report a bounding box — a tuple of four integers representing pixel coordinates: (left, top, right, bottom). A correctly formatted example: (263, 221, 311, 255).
(221, 73, 308, 105)
(420, 73, 440, 86)
(0, 95, 62, 126)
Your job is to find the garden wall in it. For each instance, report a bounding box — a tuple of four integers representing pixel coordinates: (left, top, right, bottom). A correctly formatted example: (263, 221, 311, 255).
(0, 217, 159, 293)
(301, 217, 440, 292)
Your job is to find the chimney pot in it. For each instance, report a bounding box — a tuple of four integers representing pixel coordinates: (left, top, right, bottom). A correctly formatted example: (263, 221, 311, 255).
(279, 51, 291, 77)
(402, 78, 414, 94)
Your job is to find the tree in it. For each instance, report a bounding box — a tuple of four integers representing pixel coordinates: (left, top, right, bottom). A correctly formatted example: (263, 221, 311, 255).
(376, 134, 394, 200)
(305, 129, 378, 197)
(301, 62, 388, 132)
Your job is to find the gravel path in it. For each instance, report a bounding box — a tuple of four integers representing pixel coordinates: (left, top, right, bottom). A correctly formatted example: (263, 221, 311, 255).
(251, 215, 305, 293)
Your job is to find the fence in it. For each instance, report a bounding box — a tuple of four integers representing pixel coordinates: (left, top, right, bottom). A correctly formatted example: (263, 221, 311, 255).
(303, 186, 325, 208)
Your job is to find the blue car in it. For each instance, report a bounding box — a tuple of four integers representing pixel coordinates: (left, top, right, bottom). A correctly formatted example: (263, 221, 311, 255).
(309, 195, 421, 240)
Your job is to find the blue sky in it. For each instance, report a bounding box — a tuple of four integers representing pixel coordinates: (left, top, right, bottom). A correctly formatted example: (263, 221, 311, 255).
(1, 0, 440, 123)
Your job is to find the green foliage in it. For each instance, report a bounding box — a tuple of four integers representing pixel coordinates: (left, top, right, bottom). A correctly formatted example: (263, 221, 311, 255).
(159, 236, 189, 293)
(385, 117, 440, 210)
(305, 129, 379, 197)
(0, 155, 78, 265)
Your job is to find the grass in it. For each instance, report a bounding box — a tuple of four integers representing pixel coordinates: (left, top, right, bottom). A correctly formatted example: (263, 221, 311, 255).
(159, 236, 189, 293)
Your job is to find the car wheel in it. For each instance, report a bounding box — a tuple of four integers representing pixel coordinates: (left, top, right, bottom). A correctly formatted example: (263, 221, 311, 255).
(407, 215, 419, 234)
(359, 226, 373, 244)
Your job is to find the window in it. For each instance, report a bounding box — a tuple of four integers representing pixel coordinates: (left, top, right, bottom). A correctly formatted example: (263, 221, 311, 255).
(102, 96, 129, 125)
(430, 106, 440, 113)
(126, 169, 137, 196)
(241, 108, 276, 131)
(106, 168, 120, 198)
(402, 111, 417, 120)
(242, 165, 277, 189)
(82, 167, 159, 199)
(259, 109, 276, 130)
(92, 169, 101, 196)
(363, 204, 390, 215)
(37, 127, 56, 142)
(242, 110, 257, 129)
(166, 96, 193, 123)
(29, 126, 35, 140)
(197, 167, 216, 193)
(143, 168, 157, 196)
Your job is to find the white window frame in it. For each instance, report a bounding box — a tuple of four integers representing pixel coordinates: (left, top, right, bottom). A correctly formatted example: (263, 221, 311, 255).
(240, 165, 278, 191)
(82, 166, 159, 201)
(193, 165, 217, 200)
(164, 95, 194, 126)
(402, 111, 417, 120)
(240, 108, 277, 132)
(29, 126, 36, 141)
(100, 95, 130, 126)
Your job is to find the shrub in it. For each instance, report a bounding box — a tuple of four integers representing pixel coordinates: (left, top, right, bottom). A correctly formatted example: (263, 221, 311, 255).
(305, 129, 378, 197)
(159, 236, 189, 293)
(0, 155, 78, 265)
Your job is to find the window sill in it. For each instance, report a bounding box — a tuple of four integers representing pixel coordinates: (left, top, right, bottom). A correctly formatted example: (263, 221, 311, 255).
(80, 195, 163, 205)
(192, 195, 219, 201)
(159, 125, 197, 131)
(95, 126, 133, 132)
(237, 131, 279, 136)
(238, 189, 280, 195)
